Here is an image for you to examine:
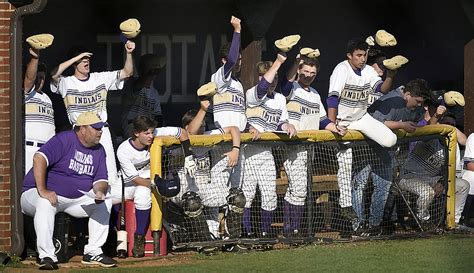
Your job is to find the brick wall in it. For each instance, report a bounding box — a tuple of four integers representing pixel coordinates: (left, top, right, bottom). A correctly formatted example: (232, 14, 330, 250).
(0, 0, 14, 252)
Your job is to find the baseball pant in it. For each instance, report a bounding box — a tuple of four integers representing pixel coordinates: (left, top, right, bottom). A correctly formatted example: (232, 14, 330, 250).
(455, 178, 470, 223)
(242, 145, 277, 211)
(100, 127, 119, 186)
(352, 164, 392, 227)
(398, 177, 437, 221)
(283, 147, 308, 206)
(25, 143, 40, 175)
(21, 188, 112, 262)
(336, 113, 397, 208)
(110, 183, 152, 210)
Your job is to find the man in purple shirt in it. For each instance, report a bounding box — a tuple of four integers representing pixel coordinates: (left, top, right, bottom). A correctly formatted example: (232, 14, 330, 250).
(21, 112, 116, 270)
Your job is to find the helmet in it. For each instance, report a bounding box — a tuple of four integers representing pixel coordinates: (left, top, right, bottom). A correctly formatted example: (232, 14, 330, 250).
(226, 187, 246, 213)
(181, 191, 204, 217)
(154, 175, 180, 198)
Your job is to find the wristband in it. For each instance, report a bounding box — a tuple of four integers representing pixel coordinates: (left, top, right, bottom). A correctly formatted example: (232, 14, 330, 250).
(232, 146, 240, 150)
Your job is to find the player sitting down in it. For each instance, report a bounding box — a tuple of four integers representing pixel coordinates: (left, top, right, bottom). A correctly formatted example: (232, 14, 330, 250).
(242, 51, 296, 238)
(112, 115, 196, 257)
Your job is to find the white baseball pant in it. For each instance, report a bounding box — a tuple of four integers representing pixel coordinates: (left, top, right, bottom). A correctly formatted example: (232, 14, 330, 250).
(100, 127, 119, 186)
(110, 184, 151, 210)
(337, 113, 397, 208)
(21, 188, 112, 262)
(283, 147, 308, 206)
(242, 145, 277, 211)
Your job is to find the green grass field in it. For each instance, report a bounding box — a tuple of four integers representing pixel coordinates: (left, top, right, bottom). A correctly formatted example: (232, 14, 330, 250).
(63, 234, 474, 273)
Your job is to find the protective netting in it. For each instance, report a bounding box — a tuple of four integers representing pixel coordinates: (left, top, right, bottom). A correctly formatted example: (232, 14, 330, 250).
(158, 134, 449, 249)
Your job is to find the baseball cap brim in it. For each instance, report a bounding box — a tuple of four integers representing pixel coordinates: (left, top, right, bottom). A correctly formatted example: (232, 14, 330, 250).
(90, 122, 107, 129)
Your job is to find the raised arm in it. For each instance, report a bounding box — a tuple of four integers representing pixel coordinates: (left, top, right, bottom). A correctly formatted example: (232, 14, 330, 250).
(223, 16, 241, 76)
(379, 70, 397, 93)
(24, 48, 40, 93)
(119, 40, 136, 80)
(187, 100, 210, 135)
(50, 52, 93, 83)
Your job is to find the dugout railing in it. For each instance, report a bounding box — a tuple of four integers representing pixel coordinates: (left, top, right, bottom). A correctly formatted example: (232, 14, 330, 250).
(149, 125, 457, 252)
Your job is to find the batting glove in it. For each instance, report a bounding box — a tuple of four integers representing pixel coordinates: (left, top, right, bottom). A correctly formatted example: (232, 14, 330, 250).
(184, 155, 197, 178)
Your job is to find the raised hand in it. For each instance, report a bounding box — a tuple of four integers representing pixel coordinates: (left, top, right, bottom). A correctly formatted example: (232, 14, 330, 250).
(230, 16, 241, 33)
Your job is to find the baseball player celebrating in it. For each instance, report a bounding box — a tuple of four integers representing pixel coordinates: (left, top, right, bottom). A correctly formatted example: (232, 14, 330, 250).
(21, 112, 116, 270)
(210, 16, 247, 196)
(243, 52, 296, 238)
(327, 38, 398, 220)
(50, 40, 135, 187)
(181, 97, 242, 239)
(24, 39, 55, 174)
(280, 53, 345, 237)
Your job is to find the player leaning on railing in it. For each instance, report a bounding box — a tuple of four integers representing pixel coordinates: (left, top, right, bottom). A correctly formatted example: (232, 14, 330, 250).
(280, 45, 345, 238)
(242, 48, 296, 239)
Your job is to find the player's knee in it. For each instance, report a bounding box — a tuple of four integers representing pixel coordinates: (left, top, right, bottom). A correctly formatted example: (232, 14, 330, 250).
(380, 133, 397, 148)
(36, 196, 55, 211)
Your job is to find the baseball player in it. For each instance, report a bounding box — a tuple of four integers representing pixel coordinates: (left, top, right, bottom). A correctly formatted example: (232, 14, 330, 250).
(210, 16, 246, 196)
(181, 98, 242, 239)
(327, 38, 398, 220)
(24, 46, 55, 174)
(280, 54, 345, 237)
(113, 115, 195, 256)
(50, 41, 135, 187)
(121, 54, 164, 138)
(242, 52, 296, 238)
(21, 112, 116, 270)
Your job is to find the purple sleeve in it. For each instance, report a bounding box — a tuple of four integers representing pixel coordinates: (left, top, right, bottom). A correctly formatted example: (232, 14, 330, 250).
(280, 78, 293, 97)
(375, 82, 382, 93)
(223, 32, 241, 76)
(37, 132, 66, 166)
(277, 123, 284, 131)
(327, 95, 339, 109)
(93, 148, 108, 183)
(319, 118, 332, 129)
(256, 78, 271, 99)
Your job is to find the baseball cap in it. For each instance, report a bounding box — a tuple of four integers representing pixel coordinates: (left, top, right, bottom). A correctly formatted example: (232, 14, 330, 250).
(75, 112, 107, 129)
(154, 174, 180, 198)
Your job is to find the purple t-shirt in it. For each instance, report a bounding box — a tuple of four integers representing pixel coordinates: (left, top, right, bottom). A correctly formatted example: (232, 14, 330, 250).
(23, 130, 108, 198)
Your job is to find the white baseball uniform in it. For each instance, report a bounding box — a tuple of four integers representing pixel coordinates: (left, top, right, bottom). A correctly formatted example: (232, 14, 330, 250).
(243, 86, 288, 211)
(328, 61, 397, 208)
(283, 82, 328, 206)
(24, 87, 55, 174)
